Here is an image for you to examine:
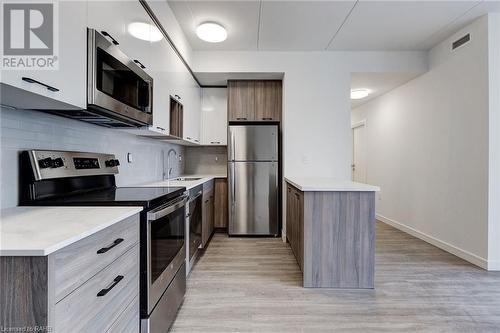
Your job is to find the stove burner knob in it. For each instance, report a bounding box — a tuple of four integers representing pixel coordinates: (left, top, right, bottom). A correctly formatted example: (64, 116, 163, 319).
(52, 157, 64, 168)
(38, 157, 53, 169)
(114, 159, 120, 166)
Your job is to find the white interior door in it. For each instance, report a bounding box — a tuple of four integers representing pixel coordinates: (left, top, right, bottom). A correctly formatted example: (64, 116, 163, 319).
(352, 123, 367, 183)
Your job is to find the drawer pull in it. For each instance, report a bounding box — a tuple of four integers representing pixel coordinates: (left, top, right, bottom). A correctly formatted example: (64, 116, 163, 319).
(97, 238, 124, 254)
(133, 59, 146, 69)
(262, 117, 273, 120)
(210, 141, 220, 144)
(97, 275, 124, 297)
(101, 30, 119, 45)
(22, 77, 59, 92)
(236, 117, 247, 120)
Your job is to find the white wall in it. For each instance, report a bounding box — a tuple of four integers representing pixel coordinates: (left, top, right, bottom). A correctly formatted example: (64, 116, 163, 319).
(193, 51, 427, 180)
(0, 108, 184, 209)
(352, 16, 494, 269)
(488, 13, 500, 270)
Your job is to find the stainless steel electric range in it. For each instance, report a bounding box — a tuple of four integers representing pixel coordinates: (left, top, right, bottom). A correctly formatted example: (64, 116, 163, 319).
(19, 150, 187, 333)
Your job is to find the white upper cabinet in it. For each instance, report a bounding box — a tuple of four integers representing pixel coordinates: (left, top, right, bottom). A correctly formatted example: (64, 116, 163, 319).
(201, 88, 228, 146)
(1, 0, 87, 109)
(183, 74, 201, 144)
(87, 1, 152, 71)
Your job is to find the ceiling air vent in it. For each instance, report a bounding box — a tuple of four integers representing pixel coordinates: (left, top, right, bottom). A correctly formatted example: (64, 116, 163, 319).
(452, 33, 471, 50)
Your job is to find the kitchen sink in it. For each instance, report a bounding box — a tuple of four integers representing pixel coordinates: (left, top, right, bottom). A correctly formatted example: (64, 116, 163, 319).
(172, 177, 202, 181)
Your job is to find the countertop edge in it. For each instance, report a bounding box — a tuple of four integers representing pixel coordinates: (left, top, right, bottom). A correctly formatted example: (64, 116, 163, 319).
(285, 177, 380, 192)
(0, 207, 143, 256)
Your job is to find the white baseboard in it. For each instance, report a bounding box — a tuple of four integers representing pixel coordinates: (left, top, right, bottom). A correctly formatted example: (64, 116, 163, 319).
(376, 213, 490, 270)
(488, 260, 500, 271)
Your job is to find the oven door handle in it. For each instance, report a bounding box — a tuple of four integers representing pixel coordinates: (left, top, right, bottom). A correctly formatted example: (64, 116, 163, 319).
(147, 196, 187, 221)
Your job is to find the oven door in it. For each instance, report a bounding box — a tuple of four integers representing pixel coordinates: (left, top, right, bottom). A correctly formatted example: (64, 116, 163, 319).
(146, 195, 186, 314)
(87, 28, 153, 126)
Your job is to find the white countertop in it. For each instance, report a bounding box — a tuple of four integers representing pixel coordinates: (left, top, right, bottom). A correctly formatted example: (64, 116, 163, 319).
(138, 174, 225, 190)
(285, 177, 380, 192)
(0, 206, 143, 256)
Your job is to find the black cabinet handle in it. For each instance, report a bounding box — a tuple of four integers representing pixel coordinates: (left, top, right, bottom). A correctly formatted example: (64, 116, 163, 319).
(156, 126, 166, 131)
(97, 238, 124, 254)
(97, 275, 124, 297)
(210, 141, 221, 144)
(22, 77, 59, 92)
(186, 137, 192, 140)
(195, 139, 199, 142)
(262, 117, 273, 120)
(236, 117, 247, 120)
(101, 31, 119, 45)
(133, 59, 146, 69)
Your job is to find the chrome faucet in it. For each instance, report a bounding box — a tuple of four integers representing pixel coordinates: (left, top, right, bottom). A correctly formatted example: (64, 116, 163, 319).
(163, 148, 178, 180)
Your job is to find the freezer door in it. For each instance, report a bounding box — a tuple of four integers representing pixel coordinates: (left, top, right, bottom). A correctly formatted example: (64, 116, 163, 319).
(228, 125, 278, 161)
(228, 161, 279, 236)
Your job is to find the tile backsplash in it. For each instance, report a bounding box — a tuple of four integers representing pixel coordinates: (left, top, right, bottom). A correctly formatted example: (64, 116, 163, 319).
(184, 146, 227, 175)
(0, 108, 184, 209)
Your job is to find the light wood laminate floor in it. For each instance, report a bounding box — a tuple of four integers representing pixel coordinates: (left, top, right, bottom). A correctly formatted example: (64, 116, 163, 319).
(171, 222, 500, 332)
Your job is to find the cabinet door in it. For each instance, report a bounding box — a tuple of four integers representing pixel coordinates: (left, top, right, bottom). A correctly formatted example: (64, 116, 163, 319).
(209, 191, 215, 236)
(1, 0, 87, 109)
(201, 88, 228, 145)
(148, 38, 177, 135)
(87, 1, 152, 70)
(228, 81, 255, 121)
(255, 81, 282, 121)
(214, 179, 228, 228)
(286, 186, 294, 245)
(181, 69, 201, 143)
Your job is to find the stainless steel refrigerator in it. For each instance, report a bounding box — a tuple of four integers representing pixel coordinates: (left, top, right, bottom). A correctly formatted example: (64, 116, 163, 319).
(228, 124, 279, 236)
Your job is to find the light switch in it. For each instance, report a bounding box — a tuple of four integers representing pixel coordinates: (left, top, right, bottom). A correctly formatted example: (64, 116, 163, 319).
(127, 153, 133, 163)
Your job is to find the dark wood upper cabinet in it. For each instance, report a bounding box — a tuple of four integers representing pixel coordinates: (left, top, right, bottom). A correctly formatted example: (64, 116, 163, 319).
(228, 80, 282, 122)
(228, 80, 255, 121)
(255, 80, 282, 121)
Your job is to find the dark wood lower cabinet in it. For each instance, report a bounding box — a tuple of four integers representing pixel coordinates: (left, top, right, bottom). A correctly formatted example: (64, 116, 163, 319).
(286, 185, 304, 271)
(214, 178, 228, 229)
(286, 182, 375, 289)
(202, 180, 215, 248)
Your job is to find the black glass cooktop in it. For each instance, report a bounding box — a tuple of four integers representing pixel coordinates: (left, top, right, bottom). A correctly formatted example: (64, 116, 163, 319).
(35, 186, 186, 209)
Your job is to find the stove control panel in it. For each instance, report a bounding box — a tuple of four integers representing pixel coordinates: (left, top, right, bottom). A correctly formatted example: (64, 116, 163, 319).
(74, 157, 100, 169)
(27, 150, 119, 181)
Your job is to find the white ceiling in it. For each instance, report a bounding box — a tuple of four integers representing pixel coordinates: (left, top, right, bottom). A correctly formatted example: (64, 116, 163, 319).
(351, 72, 420, 108)
(167, 0, 500, 51)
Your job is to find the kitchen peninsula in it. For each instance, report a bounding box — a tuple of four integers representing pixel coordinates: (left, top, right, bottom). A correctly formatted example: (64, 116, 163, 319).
(285, 177, 380, 289)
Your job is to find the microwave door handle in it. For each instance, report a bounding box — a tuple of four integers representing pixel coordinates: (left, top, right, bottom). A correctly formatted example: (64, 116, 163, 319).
(147, 197, 187, 221)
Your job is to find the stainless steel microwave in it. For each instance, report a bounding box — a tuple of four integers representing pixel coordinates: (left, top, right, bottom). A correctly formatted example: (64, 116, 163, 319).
(87, 28, 153, 127)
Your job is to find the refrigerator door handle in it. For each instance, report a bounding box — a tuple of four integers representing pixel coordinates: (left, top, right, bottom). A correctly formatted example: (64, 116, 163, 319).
(231, 130, 235, 161)
(231, 163, 236, 206)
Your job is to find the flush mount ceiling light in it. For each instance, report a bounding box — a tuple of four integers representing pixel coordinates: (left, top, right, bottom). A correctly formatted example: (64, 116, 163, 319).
(128, 22, 163, 42)
(196, 22, 227, 43)
(350, 89, 371, 100)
